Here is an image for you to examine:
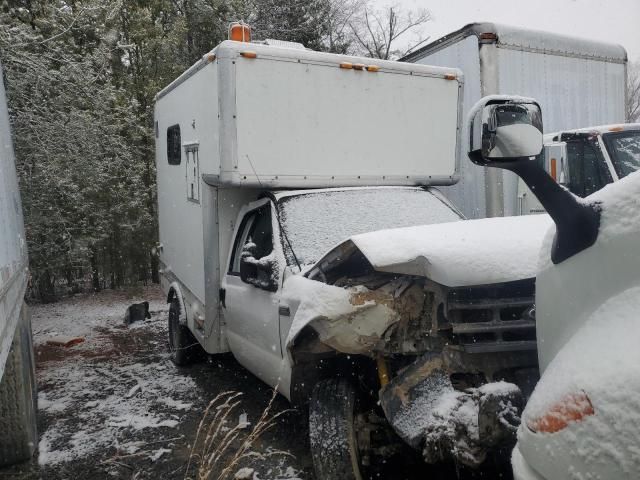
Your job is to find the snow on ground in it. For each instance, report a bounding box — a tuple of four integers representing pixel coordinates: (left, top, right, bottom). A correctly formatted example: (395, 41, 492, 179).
(26, 286, 307, 479)
(32, 287, 193, 467)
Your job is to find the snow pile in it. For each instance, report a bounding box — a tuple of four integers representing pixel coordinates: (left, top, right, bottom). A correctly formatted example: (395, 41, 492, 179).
(350, 214, 552, 286)
(278, 187, 461, 266)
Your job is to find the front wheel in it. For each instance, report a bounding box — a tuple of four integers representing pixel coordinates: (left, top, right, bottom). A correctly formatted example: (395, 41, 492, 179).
(168, 298, 205, 366)
(309, 379, 364, 480)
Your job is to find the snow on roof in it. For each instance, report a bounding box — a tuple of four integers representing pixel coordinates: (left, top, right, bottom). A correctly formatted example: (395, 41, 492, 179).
(544, 123, 640, 142)
(403, 22, 627, 64)
(349, 214, 553, 287)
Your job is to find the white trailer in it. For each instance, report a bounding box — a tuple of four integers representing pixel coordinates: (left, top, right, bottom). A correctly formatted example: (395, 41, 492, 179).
(403, 22, 628, 219)
(0, 64, 37, 466)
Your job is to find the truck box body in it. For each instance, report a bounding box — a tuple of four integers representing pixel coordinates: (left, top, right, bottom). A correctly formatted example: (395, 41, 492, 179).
(154, 41, 463, 352)
(403, 23, 628, 218)
(0, 72, 28, 380)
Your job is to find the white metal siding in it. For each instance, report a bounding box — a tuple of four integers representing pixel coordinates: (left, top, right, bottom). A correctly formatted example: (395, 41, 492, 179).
(223, 49, 462, 187)
(414, 35, 486, 219)
(155, 63, 219, 303)
(0, 69, 27, 379)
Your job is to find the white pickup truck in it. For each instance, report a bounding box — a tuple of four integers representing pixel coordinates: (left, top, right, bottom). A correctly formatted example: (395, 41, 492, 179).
(155, 37, 551, 477)
(0, 63, 38, 466)
(518, 124, 640, 214)
(466, 96, 640, 480)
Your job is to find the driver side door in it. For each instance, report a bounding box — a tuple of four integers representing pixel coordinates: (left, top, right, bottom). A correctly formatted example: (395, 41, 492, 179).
(221, 199, 283, 388)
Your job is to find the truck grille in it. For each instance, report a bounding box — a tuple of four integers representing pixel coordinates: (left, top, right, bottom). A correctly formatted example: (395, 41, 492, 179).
(446, 279, 536, 354)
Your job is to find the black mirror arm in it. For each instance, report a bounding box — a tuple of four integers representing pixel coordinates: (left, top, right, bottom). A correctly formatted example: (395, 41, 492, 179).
(469, 151, 601, 264)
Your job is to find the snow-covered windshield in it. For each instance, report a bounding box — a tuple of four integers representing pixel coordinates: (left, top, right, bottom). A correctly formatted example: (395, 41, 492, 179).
(604, 131, 640, 178)
(277, 188, 462, 267)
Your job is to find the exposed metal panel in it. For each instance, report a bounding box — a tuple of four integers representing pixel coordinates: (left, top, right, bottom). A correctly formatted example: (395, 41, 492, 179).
(496, 48, 626, 216)
(413, 35, 487, 219)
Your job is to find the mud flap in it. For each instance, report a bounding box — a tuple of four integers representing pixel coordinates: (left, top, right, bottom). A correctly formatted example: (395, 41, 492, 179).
(379, 354, 523, 468)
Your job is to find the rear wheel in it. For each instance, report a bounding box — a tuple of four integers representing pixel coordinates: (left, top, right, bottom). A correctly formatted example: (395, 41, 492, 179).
(168, 297, 205, 366)
(0, 304, 38, 466)
(309, 379, 364, 480)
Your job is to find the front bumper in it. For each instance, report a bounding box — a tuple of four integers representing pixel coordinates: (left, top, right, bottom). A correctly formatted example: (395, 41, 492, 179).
(512, 443, 546, 480)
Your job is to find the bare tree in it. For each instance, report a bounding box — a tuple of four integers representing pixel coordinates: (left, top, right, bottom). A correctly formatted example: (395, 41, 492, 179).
(349, 3, 431, 60)
(627, 61, 640, 123)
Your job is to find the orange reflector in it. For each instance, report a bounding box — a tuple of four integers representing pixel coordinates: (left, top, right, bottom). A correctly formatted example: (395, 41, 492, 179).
(550, 158, 557, 181)
(609, 126, 624, 132)
(353, 63, 365, 71)
(366, 65, 380, 72)
(480, 32, 498, 41)
(240, 51, 257, 58)
(229, 22, 251, 42)
(527, 392, 594, 434)
(340, 62, 353, 69)
(444, 73, 457, 80)
(207, 54, 216, 63)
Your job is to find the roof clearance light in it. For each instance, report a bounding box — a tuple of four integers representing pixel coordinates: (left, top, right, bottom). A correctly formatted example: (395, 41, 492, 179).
(609, 126, 624, 132)
(479, 32, 498, 41)
(353, 63, 365, 71)
(340, 62, 353, 69)
(240, 51, 257, 59)
(444, 73, 457, 80)
(527, 391, 594, 434)
(366, 65, 380, 72)
(207, 54, 216, 63)
(229, 22, 251, 42)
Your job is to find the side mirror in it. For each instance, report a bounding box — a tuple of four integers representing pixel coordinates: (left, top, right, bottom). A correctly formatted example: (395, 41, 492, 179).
(467, 95, 600, 265)
(469, 98, 543, 165)
(240, 251, 278, 292)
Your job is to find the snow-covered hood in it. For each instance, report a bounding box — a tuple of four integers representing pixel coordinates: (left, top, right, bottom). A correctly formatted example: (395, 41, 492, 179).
(314, 214, 553, 287)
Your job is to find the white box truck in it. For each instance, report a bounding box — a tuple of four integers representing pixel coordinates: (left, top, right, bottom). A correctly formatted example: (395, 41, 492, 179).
(403, 22, 628, 219)
(0, 64, 38, 466)
(155, 38, 553, 476)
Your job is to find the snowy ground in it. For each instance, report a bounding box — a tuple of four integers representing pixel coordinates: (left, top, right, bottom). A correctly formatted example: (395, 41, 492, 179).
(1, 287, 310, 480)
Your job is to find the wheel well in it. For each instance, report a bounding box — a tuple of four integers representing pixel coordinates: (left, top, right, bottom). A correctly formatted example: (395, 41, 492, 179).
(289, 327, 378, 405)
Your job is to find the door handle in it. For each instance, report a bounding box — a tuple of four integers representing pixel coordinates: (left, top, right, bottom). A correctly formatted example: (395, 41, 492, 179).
(279, 305, 290, 317)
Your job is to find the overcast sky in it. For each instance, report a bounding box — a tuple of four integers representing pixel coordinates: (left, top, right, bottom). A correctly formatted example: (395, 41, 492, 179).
(379, 0, 640, 62)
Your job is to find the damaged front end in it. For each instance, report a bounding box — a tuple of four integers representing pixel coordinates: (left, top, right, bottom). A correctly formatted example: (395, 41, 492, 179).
(288, 239, 539, 467)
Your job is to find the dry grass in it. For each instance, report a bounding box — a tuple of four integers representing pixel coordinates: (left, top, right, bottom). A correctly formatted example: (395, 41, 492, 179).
(185, 389, 293, 480)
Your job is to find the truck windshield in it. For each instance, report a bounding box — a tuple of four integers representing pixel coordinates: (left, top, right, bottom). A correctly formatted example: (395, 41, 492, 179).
(278, 188, 462, 267)
(603, 130, 640, 179)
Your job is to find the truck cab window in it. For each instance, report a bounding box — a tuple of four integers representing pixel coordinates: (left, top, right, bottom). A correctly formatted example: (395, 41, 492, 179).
(566, 139, 612, 197)
(230, 205, 273, 274)
(167, 125, 181, 165)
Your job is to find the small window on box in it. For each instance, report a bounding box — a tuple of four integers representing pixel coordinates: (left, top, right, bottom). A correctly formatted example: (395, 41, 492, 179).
(185, 143, 200, 203)
(167, 125, 181, 165)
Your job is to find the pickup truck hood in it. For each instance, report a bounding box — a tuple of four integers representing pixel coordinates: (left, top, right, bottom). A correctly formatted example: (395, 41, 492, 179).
(310, 214, 553, 287)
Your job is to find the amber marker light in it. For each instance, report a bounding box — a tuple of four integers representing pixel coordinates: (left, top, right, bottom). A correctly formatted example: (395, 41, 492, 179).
(340, 62, 353, 69)
(527, 391, 595, 434)
(608, 126, 624, 132)
(229, 22, 251, 42)
(240, 51, 257, 59)
(366, 65, 380, 72)
(550, 158, 558, 181)
(353, 63, 365, 71)
(444, 73, 457, 80)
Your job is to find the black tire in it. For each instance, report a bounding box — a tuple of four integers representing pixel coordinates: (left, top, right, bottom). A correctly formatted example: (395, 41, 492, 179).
(0, 304, 38, 466)
(309, 379, 364, 480)
(168, 297, 205, 366)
